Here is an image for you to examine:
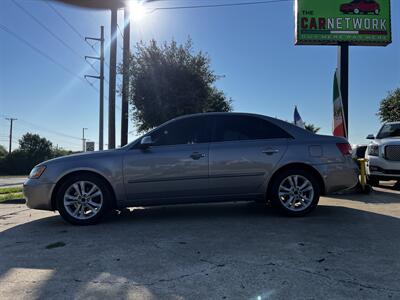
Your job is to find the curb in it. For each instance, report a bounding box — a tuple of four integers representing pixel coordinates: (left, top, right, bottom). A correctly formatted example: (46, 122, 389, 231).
(0, 199, 26, 204)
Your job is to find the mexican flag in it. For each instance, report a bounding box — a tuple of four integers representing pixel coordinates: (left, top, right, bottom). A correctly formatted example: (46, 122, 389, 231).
(333, 69, 347, 139)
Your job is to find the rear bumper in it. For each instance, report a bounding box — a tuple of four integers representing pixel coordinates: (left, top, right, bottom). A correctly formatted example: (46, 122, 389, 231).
(23, 179, 55, 211)
(314, 160, 359, 194)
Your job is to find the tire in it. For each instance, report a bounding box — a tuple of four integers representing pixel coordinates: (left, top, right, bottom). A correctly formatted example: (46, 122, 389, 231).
(56, 174, 113, 225)
(354, 8, 360, 14)
(367, 176, 379, 187)
(269, 169, 320, 217)
(374, 9, 379, 15)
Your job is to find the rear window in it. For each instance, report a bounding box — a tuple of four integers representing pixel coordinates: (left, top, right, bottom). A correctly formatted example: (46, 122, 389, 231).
(213, 115, 292, 142)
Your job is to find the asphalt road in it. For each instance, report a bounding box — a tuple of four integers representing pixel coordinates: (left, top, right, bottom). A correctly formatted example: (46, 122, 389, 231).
(0, 176, 27, 187)
(1, 186, 400, 300)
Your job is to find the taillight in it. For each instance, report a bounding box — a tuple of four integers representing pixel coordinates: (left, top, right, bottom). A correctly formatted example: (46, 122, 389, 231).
(336, 143, 352, 156)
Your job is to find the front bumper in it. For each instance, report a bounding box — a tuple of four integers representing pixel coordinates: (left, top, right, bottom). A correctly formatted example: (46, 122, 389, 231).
(23, 179, 55, 211)
(366, 156, 400, 180)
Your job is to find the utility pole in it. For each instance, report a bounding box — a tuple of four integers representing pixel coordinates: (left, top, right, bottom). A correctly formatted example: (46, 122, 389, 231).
(82, 128, 88, 152)
(5, 118, 17, 153)
(108, 8, 118, 149)
(121, 7, 130, 147)
(85, 26, 105, 151)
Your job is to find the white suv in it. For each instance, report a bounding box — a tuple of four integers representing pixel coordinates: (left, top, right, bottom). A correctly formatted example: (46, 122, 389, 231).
(365, 122, 400, 186)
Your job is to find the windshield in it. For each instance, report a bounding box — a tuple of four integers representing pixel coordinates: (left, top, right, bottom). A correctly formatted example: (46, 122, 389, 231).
(376, 123, 400, 139)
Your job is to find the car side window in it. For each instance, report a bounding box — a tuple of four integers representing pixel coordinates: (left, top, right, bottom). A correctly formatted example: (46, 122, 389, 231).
(151, 117, 209, 146)
(213, 115, 291, 142)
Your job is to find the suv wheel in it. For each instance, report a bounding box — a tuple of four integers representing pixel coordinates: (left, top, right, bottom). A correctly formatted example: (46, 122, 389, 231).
(56, 174, 113, 225)
(270, 169, 320, 216)
(367, 176, 379, 187)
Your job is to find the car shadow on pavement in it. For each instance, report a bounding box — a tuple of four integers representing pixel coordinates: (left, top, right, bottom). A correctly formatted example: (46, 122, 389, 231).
(1, 202, 400, 299)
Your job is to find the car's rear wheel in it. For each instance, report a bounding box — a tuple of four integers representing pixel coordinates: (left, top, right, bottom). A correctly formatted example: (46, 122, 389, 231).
(56, 174, 113, 225)
(374, 9, 379, 15)
(270, 169, 320, 216)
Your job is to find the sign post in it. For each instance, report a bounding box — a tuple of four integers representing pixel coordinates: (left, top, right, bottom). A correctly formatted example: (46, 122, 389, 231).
(295, 0, 392, 139)
(338, 42, 349, 138)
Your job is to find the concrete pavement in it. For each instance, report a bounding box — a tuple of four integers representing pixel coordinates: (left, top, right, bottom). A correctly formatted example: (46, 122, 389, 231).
(1, 188, 400, 299)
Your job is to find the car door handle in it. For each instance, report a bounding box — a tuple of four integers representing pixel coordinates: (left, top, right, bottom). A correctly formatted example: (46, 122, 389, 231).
(262, 149, 279, 155)
(190, 152, 206, 160)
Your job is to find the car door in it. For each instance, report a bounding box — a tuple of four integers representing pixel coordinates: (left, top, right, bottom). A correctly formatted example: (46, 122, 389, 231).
(209, 115, 290, 196)
(123, 116, 210, 203)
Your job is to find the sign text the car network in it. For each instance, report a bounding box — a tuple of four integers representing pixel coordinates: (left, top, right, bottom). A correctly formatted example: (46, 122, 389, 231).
(295, 0, 392, 46)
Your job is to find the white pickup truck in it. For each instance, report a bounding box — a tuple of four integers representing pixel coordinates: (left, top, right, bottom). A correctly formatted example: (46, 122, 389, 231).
(365, 122, 400, 186)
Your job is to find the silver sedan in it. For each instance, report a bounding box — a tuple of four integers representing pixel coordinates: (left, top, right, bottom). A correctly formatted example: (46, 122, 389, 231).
(24, 113, 359, 225)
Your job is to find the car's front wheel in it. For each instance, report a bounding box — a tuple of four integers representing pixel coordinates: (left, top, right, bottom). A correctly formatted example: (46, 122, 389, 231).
(56, 174, 113, 225)
(354, 8, 360, 14)
(269, 169, 320, 216)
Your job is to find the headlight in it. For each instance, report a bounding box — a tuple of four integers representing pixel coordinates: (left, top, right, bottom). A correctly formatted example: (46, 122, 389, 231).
(368, 145, 379, 156)
(29, 165, 46, 179)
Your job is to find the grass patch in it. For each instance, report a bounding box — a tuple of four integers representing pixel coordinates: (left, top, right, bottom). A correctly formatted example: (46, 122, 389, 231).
(46, 242, 66, 249)
(0, 192, 24, 202)
(0, 186, 23, 194)
(0, 186, 24, 202)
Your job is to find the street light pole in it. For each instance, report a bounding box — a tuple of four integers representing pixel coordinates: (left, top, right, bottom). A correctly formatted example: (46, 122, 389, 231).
(121, 7, 130, 146)
(82, 127, 88, 152)
(108, 7, 118, 149)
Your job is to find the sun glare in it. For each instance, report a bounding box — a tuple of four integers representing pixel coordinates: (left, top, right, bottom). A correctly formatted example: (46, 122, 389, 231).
(129, 1, 147, 22)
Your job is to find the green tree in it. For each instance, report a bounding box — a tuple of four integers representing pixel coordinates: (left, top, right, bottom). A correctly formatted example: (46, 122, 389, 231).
(19, 133, 53, 161)
(124, 39, 232, 132)
(378, 88, 400, 122)
(0, 133, 74, 175)
(52, 147, 73, 158)
(0, 145, 7, 158)
(305, 123, 321, 134)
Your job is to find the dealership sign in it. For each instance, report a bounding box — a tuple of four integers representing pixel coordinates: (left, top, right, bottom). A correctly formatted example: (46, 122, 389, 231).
(295, 0, 392, 46)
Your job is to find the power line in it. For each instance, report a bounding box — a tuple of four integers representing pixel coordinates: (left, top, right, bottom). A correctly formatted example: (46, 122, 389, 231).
(42, 0, 115, 70)
(11, 0, 99, 74)
(1, 119, 85, 148)
(43, 0, 111, 68)
(150, 0, 292, 12)
(117, 23, 125, 40)
(0, 114, 82, 141)
(0, 23, 85, 83)
(0, 23, 114, 104)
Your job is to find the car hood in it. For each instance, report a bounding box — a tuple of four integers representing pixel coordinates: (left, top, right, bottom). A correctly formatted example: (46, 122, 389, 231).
(370, 138, 400, 146)
(38, 148, 124, 166)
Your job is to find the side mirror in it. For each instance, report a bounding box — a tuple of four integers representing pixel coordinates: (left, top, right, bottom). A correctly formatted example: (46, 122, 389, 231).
(140, 136, 154, 149)
(366, 134, 375, 140)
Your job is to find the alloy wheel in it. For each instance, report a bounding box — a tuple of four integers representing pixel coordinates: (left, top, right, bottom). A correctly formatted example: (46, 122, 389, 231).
(278, 175, 314, 212)
(63, 181, 103, 220)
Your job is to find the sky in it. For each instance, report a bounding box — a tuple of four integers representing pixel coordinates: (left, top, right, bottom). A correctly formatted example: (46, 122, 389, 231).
(0, 0, 399, 152)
